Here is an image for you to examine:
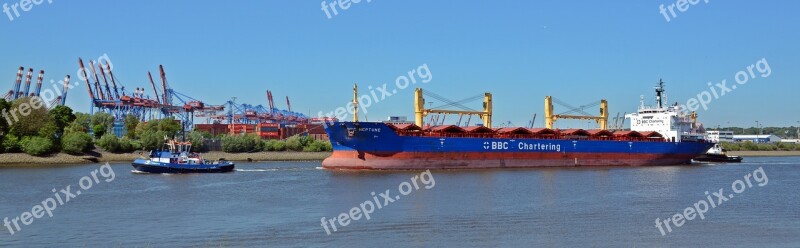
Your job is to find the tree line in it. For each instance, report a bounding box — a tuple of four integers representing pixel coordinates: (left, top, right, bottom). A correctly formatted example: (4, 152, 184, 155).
(0, 97, 331, 156)
(711, 126, 800, 139)
(720, 141, 799, 151)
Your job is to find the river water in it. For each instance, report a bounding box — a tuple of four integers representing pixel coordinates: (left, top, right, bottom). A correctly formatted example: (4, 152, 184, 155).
(1, 157, 798, 247)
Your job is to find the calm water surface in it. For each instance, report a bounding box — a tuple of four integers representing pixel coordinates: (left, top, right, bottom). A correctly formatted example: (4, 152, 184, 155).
(1, 157, 799, 247)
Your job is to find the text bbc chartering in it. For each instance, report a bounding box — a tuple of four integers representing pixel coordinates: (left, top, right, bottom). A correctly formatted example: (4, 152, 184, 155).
(483, 141, 561, 152)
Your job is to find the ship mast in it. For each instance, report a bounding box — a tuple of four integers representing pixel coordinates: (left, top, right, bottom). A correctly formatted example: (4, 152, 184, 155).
(655, 79, 666, 109)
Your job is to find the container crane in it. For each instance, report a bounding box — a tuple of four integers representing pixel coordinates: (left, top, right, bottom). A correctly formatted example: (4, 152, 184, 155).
(89, 60, 105, 101)
(51, 75, 70, 107)
(78, 58, 96, 102)
(160, 65, 169, 106)
(98, 64, 114, 100)
(20, 68, 33, 98)
(32, 70, 44, 97)
(16, 68, 32, 99)
(105, 62, 121, 100)
(528, 114, 537, 128)
(9, 67, 23, 100)
(266, 90, 275, 113)
(148, 71, 160, 105)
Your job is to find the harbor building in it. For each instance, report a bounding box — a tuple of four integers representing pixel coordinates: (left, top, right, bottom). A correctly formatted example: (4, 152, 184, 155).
(732, 135, 782, 143)
(706, 130, 735, 143)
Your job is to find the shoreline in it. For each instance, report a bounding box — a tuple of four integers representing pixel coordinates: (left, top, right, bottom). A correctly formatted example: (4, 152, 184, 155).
(1, 150, 797, 167)
(0, 151, 332, 167)
(727, 151, 800, 157)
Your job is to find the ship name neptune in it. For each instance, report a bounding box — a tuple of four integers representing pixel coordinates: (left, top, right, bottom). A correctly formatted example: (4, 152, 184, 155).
(356, 128, 381, 132)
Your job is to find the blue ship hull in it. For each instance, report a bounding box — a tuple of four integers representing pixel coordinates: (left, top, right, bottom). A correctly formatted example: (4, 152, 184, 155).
(322, 122, 715, 170)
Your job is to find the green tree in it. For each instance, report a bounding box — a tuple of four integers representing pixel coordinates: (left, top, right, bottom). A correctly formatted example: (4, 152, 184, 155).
(720, 142, 740, 151)
(96, 134, 119, 152)
(118, 136, 142, 152)
(8, 97, 50, 137)
(61, 131, 93, 154)
(49, 105, 76, 132)
(221, 134, 262, 153)
(285, 136, 303, 151)
(91, 112, 115, 129)
(93, 124, 108, 139)
(186, 131, 208, 152)
(322, 140, 332, 151)
(2, 133, 21, 153)
(756, 143, 777, 151)
(123, 114, 140, 139)
(303, 139, 328, 152)
(158, 118, 181, 136)
(135, 118, 181, 138)
(66, 112, 91, 134)
(38, 122, 60, 141)
(91, 112, 115, 138)
(742, 141, 759, 151)
(96, 134, 141, 153)
(20, 136, 54, 156)
(139, 129, 169, 150)
(776, 142, 793, 151)
(263, 139, 287, 151)
(0, 99, 11, 135)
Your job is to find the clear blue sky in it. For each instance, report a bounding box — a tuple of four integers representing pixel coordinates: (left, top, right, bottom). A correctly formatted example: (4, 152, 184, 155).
(1, 0, 797, 128)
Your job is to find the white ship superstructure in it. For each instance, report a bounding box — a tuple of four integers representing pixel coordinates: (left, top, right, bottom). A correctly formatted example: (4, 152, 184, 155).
(625, 80, 706, 142)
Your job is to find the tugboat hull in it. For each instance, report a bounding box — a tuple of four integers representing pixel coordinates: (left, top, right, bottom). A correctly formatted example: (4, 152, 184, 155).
(132, 159, 235, 173)
(693, 154, 743, 163)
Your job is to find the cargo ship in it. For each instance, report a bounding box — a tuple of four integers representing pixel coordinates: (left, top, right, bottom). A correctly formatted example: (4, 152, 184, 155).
(322, 82, 713, 170)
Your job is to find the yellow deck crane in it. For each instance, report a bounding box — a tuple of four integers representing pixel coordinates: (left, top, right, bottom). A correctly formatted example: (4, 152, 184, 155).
(544, 96, 609, 130)
(414, 88, 493, 128)
(352, 84, 359, 122)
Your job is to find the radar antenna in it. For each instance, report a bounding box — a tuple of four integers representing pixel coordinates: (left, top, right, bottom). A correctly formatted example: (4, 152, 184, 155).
(655, 79, 666, 109)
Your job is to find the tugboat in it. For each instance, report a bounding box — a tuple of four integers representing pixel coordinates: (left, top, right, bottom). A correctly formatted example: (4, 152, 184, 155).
(132, 138, 235, 173)
(693, 144, 743, 163)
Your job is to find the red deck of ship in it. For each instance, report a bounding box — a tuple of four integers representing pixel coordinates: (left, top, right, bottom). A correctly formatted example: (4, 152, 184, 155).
(387, 123, 666, 142)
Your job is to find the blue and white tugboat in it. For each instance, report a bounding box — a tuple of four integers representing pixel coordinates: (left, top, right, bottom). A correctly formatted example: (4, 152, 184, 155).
(693, 144, 743, 163)
(132, 138, 235, 173)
